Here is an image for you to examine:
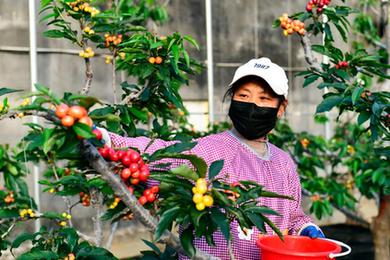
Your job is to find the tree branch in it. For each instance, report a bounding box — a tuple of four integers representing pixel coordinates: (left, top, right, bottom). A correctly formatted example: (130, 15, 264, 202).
(91, 188, 104, 246)
(0, 110, 58, 122)
(50, 163, 74, 228)
(82, 141, 219, 260)
(77, 230, 97, 244)
(105, 221, 119, 249)
(300, 34, 322, 71)
(81, 57, 93, 95)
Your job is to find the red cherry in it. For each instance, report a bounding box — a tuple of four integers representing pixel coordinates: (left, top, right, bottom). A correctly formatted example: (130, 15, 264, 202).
(138, 159, 145, 167)
(121, 168, 131, 179)
(146, 193, 156, 203)
(140, 164, 149, 172)
(129, 163, 139, 173)
(68, 106, 87, 119)
(130, 152, 141, 163)
(335, 64, 340, 69)
(79, 192, 85, 197)
(132, 171, 140, 179)
(128, 186, 134, 194)
(138, 196, 147, 205)
(116, 150, 125, 160)
(92, 129, 102, 140)
(55, 103, 69, 119)
(109, 152, 119, 162)
(122, 156, 132, 167)
(143, 189, 152, 197)
(139, 170, 150, 182)
(341, 61, 348, 67)
(317, 7, 323, 13)
(130, 178, 139, 185)
(98, 147, 108, 158)
(151, 186, 159, 193)
(306, 4, 313, 12)
(125, 149, 135, 157)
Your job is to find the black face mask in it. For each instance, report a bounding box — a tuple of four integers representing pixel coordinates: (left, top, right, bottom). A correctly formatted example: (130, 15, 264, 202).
(228, 100, 279, 140)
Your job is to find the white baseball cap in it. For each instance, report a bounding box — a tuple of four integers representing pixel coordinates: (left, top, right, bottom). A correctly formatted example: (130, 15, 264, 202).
(228, 57, 289, 98)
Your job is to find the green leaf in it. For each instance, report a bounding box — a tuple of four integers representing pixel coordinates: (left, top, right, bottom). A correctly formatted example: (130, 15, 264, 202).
(244, 206, 281, 216)
(150, 41, 164, 49)
(351, 86, 364, 105)
(260, 214, 283, 239)
(210, 208, 230, 241)
(0, 88, 22, 97)
(208, 160, 224, 180)
(246, 212, 266, 233)
(34, 83, 61, 104)
(18, 251, 58, 260)
(40, 0, 52, 9)
(170, 165, 199, 181)
(211, 189, 231, 206)
(316, 95, 343, 113)
(357, 111, 370, 125)
(129, 106, 148, 122)
(189, 208, 207, 227)
(59, 228, 79, 251)
(42, 211, 61, 220)
(0, 209, 19, 218)
(76, 246, 117, 259)
(155, 141, 197, 155)
(154, 206, 181, 241)
(182, 49, 190, 67)
(372, 170, 382, 184)
(260, 190, 293, 200)
(6, 164, 18, 176)
(11, 232, 36, 249)
(142, 239, 162, 254)
(303, 75, 319, 87)
(67, 95, 100, 109)
(159, 154, 207, 178)
(181, 227, 196, 258)
(72, 122, 95, 138)
(43, 133, 59, 155)
(43, 29, 65, 38)
(183, 35, 199, 50)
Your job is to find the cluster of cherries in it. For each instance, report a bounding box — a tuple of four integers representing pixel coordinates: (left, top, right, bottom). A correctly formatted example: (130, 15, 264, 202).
(55, 103, 101, 140)
(335, 60, 349, 69)
(55, 104, 91, 127)
(191, 178, 214, 211)
(148, 56, 163, 64)
(97, 146, 158, 205)
(67, 1, 100, 16)
(79, 192, 91, 207)
(306, 0, 331, 14)
(3, 191, 15, 204)
(104, 34, 123, 47)
(279, 14, 306, 36)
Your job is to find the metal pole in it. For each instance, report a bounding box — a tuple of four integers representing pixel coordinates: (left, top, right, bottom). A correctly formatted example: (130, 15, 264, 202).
(29, 0, 41, 232)
(205, 0, 214, 124)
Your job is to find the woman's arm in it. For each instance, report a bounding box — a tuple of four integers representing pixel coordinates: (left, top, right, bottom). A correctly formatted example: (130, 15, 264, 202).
(108, 132, 178, 154)
(98, 127, 178, 154)
(286, 157, 314, 235)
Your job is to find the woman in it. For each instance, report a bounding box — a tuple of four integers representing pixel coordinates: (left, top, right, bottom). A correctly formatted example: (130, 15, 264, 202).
(101, 57, 324, 259)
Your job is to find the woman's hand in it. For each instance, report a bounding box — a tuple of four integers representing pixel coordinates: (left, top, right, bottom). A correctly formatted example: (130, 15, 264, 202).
(298, 224, 325, 238)
(93, 125, 112, 147)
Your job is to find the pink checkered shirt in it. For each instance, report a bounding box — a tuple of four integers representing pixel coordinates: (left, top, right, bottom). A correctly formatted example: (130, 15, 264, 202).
(109, 130, 312, 260)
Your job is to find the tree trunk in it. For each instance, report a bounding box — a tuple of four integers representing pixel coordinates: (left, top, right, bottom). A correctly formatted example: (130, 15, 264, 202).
(372, 195, 390, 260)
